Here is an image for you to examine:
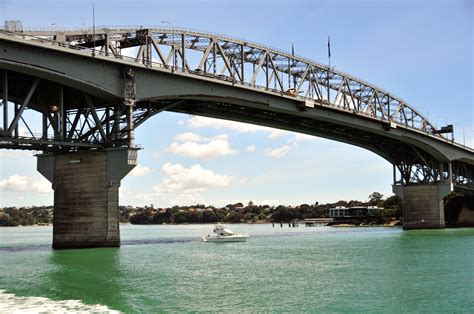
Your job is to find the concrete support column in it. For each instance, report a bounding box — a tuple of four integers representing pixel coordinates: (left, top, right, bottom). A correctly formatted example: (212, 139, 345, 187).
(393, 183, 453, 230)
(37, 148, 137, 249)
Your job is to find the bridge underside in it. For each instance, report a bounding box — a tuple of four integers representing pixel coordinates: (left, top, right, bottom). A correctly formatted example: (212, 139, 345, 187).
(2, 68, 471, 191)
(145, 98, 473, 190)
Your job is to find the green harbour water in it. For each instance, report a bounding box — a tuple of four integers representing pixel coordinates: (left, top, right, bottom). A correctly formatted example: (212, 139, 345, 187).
(0, 224, 473, 312)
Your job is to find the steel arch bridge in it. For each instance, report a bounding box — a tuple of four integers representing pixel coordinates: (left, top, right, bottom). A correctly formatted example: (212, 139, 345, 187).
(0, 26, 472, 190)
(1, 24, 473, 247)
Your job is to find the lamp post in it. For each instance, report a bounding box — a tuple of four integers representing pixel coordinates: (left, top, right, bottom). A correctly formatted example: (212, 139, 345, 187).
(463, 127, 465, 147)
(161, 21, 174, 71)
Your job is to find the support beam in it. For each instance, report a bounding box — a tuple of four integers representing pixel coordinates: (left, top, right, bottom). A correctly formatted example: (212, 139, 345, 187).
(112, 105, 121, 141)
(14, 102, 19, 137)
(7, 79, 39, 135)
(84, 94, 107, 142)
(241, 44, 244, 82)
(2, 71, 7, 132)
(251, 51, 267, 85)
(123, 68, 136, 146)
(42, 107, 47, 139)
(150, 37, 167, 65)
(37, 148, 137, 249)
(181, 33, 185, 70)
(119, 100, 185, 136)
(393, 182, 452, 229)
(60, 86, 66, 139)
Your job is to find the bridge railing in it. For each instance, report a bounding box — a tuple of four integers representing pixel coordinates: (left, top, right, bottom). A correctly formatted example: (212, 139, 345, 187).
(0, 29, 458, 146)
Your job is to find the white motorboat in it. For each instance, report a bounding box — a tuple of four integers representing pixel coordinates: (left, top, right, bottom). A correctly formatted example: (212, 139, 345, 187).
(202, 224, 249, 242)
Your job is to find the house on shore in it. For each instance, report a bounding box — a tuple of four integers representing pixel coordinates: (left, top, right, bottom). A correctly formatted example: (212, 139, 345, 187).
(329, 206, 382, 220)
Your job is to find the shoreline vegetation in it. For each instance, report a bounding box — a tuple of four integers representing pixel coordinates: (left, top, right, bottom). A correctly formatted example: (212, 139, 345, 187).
(1, 192, 472, 227)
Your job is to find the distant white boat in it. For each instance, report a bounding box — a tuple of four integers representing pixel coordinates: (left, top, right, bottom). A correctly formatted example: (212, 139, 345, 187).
(202, 224, 249, 242)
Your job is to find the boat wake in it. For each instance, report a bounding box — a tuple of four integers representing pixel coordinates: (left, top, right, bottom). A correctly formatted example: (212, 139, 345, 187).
(0, 244, 50, 253)
(122, 237, 199, 245)
(0, 290, 120, 313)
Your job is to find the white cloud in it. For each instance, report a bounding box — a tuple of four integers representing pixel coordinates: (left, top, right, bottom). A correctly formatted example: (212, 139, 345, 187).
(264, 143, 295, 158)
(121, 161, 244, 207)
(166, 133, 237, 160)
(178, 120, 185, 126)
(183, 118, 319, 159)
(268, 130, 290, 140)
(268, 131, 316, 142)
(187, 117, 316, 143)
(173, 132, 207, 142)
(0, 175, 51, 195)
(173, 132, 230, 143)
(245, 145, 256, 152)
(120, 187, 206, 207)
(154, 163, 234, 194)
(294, 133, 316, 142)
(239, 177, 249, 184)
(188, 116, 270, 133)
(130, 164, 153, 177)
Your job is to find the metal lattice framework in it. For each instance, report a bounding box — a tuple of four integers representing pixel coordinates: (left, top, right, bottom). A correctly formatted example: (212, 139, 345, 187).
(7, 26, 445, 136)
(0, 26, 472, 190)
(0, 81, 146, 151)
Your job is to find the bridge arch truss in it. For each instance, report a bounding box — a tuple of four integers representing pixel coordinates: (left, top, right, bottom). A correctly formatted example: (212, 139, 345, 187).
(0, 26, 472, 190)
(10, 26, 446, 136)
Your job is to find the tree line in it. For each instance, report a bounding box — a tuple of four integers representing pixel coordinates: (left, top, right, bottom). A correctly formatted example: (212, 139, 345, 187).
(122, 192, 401, 225)
(2, 192, 472, 227)
(0, 192, 400, 226)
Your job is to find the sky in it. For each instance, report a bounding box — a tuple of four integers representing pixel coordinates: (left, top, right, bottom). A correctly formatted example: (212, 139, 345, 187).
(0, 0, 472, 208)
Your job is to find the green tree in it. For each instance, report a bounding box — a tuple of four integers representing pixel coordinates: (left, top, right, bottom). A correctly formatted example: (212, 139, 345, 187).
(384, 195, 401, 208)
(368, 192, 384, 206)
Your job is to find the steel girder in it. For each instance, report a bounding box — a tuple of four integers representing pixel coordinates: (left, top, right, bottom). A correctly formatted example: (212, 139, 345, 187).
(0, 27, 472, 190)
(5, 27, 446, 137)
(0, 70, 135, 151)
(0, 69, 472, 189)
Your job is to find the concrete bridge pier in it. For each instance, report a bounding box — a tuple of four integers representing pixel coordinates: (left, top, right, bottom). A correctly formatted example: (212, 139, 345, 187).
(37, 148, 137, 249)
(393, 183, 453, 230)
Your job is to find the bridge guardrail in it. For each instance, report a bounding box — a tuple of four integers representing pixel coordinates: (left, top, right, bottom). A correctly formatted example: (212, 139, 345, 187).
(0, 29, 467, 149)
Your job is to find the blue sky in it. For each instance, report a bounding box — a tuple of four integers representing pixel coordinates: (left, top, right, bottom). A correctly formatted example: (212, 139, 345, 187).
(0, 0, 472, 207)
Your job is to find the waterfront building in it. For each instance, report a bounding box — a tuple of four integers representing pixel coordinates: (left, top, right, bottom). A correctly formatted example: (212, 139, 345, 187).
(329, 206, 382, 219)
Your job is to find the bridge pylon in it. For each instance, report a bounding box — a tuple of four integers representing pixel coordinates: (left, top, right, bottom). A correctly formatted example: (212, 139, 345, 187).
(37, 148, 137, 249)
(393, 183, 452, 229)
(392, 160, 458, 229)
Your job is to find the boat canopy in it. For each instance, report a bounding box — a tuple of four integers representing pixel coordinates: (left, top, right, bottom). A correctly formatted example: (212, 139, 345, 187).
(213, 224, 235, 236)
